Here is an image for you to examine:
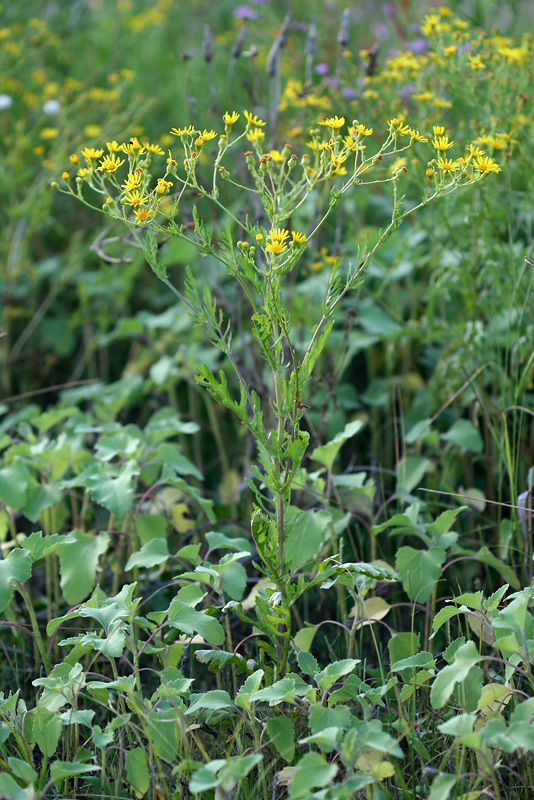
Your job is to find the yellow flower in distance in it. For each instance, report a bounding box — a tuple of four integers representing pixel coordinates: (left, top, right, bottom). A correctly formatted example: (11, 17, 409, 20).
(246, 128, 265, 143)
(144, 142, 165, 154)
(244, 109, 266, 127)
(98, 153, 125, 173)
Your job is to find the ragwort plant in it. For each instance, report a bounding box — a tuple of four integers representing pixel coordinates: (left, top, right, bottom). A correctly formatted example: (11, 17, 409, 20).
(57, 108, 499, 672)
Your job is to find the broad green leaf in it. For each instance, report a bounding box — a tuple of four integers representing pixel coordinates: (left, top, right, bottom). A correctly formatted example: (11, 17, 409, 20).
(91, 725, 114, 749)
(437, 713, 476, 737)
(310, 420, 363, 470)
(315, 658, 360, 691)
(189, 766, 221, 794)
(205, 531, 251, 552)
(431, 641, 482, 709)
(235, 669, 264, 710)
(428, 773, 457, 800)
(136, 514, 167, 544)
(267, 715, 295, 762)
(395, 457, 432, 499)
(31, 707, 62, 757)
(250, 677, 298, 706)
(288, 751, 337, 799)
(309, 704, 353, 734)
(440, 419, 483, 454)
(155, 443, 203, 481)
(355, 718, 403, 757)
(7, 757, 37, 786)
(125, 748, 149, 799)
(58, 530, 110, 605)
(0, 461, 29, 511)
(87, 459, 140, 517)
(284, 508, 331, 571)
(21, 482, 62, 522)
(0, 773, 35, 800)
(390, 652, 435, 673)
(95, 429, 141, 461)
(21, 531, 73, 562)
(146, 709, 179, 763)
(186, 690, 233, 715)
(0, 548, 32, 614)
(396, 546, 446, 603)
(427, 507, 466, 540)
(388, 632, 419, 668)
(220, 560, 247, 601)
(50, 761, 99, 784)
(299, 726, 340, 753)
(125, 538, 169, 570)
(168, 599, 225, 645)
(474, 547, 520, 589)
(293, 625, 318, 652)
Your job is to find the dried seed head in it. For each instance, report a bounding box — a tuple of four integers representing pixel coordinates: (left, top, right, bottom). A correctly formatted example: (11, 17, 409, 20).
(231, 25, 247, 59)
(202, 25, 213, 63)
(338, 8, 351, 48)
(306, 23, 316, 56)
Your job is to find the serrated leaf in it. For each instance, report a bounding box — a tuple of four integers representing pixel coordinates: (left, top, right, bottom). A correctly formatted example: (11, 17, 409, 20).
(87, 459, 140, 517)
(49, 760, 99, 784)
(0, 461, 29, 511)
(297, 651, 319, 677)
(186, 690, 233, 715)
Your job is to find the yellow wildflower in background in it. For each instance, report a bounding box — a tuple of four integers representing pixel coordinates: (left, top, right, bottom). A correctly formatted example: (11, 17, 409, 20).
(106, 141, 122, 153)
(468, 54, 485, 70)
(409, 129, 428, 142)
(155, 178, 173, 194)
(84, 125, 102, 138)
(121, 138, 145, 156)
(246, 128, 265, 144)
(41, 127, 58, 140)
(267, 150, 284, 162)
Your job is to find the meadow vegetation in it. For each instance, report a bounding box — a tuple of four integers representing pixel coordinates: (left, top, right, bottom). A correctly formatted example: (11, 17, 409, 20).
(1, 1, 534, 798)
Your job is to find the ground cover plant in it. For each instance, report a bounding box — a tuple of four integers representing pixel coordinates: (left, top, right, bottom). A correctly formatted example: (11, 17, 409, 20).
(2, 1, 534, 798)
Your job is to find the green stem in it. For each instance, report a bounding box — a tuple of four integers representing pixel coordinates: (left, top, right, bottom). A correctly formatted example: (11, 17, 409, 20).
(15, 581, 51, 675)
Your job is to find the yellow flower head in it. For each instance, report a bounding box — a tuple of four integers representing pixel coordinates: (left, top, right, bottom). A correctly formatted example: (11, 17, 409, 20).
(432, 125, 445, 136)
(61, 171, 69, 181)
(77, 167, 92, 179)
(166, 151, 177, 167)
(133, 208, 154, 224)
(122, 189, 150, 207)
(267, 149, 284, 163)
(432, 135, 454, 152)
(41, 127, 58, 140)
(144, 142, 165, 154)
(387, 118, 411, 136)
(319, 115, 345, 131)
(81, 147, 104, 162)
(473, 155, 501, 173)
(155, 178, 173, 194)
(121, 138, 146, 156)
(244, 109, 266, 127)
(246, 127, 265, 144)
(291, 230, 306, 244)
(269, 227, 290, 244)
(69, 153, 79, 164)
(265, 241, 287, 255)
(353, 122, 373, 137)
(98, 153, 125, 173)
(436, 157, 459, 172)
(468, 54, 485, 71)
(106, 140, 122, 153)
(467, 144, 485, 157)
(409, 129, 428, 143)
(223, 110, 240, 127)
(121, 172, 143, 191)
(170, 125, 195, 137)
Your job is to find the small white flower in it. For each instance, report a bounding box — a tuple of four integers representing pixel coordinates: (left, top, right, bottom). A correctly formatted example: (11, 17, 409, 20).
(0, 94, 13, 110)
(43, 99, 61, 115)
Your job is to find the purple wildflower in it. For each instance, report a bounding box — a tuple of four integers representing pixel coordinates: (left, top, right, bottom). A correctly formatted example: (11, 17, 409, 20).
(341, 87, 359, 99)
(315, 62, 329, 75)
(233, 5, 259, 20)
